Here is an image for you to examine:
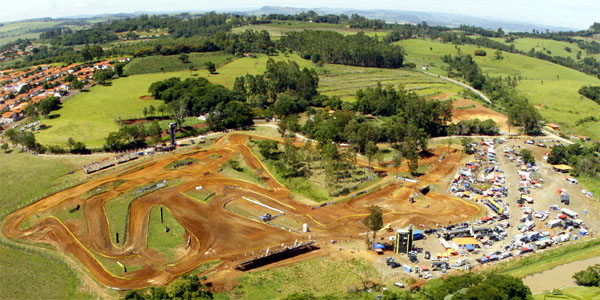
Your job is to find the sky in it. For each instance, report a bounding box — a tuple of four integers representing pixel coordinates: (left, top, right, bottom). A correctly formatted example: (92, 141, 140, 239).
(1, 0, 598, 29)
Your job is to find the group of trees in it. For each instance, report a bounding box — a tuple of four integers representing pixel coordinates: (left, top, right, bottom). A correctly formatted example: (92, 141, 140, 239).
(122, 275, 212, 300)
(573, 264, 600, 287)
(578, 85, 600, 104)
(280, 31, 405, 68)
(547, 143, 600, 179)
(449, 118, 500, 136)
(233, 59, 319, 110)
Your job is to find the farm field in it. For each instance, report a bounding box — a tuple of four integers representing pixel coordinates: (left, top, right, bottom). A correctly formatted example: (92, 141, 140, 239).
(0, 20, 62, 45)
(396, 38, 600, 140)
(34, 71, 192, 149)
(123, 52, 234, 75)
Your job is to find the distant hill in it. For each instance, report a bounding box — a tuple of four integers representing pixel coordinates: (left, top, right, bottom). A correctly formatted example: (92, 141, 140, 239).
(244, 6, 577, 33)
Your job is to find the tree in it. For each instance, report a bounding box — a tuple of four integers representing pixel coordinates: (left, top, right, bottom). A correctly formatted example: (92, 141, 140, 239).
(520, 149, 535, 165)
(205, 61, 216, 74)
(114, 63, 124, 77)
(392, 153, 403, 176)
(178, 53, 189, 63)
(365, 141, 378, 169)
(38, 96, 61, 117)
(494, 49, 503, 60)
(170, 99, 188, 128)
(1, 143, 9, 153)
(143, 107, 148, 117)
(573, 264, 600, 287)
(66, 137, 76, 151)
(363, 206, 383, 247)
(148, 105, 156, 116)
(148, 120, 162, 145)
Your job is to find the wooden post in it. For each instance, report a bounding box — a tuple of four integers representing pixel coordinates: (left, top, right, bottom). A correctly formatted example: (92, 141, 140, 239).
(116, 232, 119, 244)
(160, 207, 164, 223)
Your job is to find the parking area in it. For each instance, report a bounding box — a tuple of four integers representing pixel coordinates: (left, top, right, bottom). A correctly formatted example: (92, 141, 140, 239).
(373, 137, 598, 281)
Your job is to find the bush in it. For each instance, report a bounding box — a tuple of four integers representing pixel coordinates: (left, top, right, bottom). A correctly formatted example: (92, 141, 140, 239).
(474, 49, 487, 56)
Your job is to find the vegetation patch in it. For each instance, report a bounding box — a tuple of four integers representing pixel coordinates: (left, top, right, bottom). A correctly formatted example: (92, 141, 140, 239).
(495, 239, 600, 278)
(181, 188, 215, 203)
(124, 52, 233, 75)
(82, 180, 126, 199)
(147, 205, 187, 263)
(165, 158, 198, 170)
(228, 257, 377, 299)
(0, 241, 96, 300)
(220, 154, 267, 189)
(104, 179, 182, 245)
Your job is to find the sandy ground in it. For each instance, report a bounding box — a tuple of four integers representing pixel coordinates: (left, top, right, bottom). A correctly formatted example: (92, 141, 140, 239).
(523, 256, 600, 294)
(451, 99, 510, 132)
(2, 132, 480, 290)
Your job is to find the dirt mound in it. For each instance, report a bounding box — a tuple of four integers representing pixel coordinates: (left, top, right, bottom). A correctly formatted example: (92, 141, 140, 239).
(451, 99, 509, 132)
(139, 95, 155, 100)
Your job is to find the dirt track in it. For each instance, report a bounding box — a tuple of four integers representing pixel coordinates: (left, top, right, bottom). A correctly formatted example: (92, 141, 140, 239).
(2, 133, 481, 290)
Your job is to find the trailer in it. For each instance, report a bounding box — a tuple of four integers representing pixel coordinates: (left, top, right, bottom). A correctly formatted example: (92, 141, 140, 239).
(545, 219, 562, 229)
(561, 208, 578, 218)
(484, 198, 505, 215)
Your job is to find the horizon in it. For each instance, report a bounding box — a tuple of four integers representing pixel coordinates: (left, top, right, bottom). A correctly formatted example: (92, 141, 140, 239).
(1, 1, 599, 30)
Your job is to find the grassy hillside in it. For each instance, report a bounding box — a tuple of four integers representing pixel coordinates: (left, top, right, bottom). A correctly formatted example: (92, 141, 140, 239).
(34, 71, 191, 148)
(489, 37, 600, 60)
(0, 150, 109, 217)
(232, 20, 387, 40)
(123, 52, 234, 75)
(0, 241, 96, 300)
(396, 38, 600, 140)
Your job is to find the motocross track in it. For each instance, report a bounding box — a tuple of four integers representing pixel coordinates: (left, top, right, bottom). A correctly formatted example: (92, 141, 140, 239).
(2, 133, 480, 290)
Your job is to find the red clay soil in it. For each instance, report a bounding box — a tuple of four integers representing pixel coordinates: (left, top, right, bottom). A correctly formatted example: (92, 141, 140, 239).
(451, 99, 509, 132)
(139, 95, 155, 100)
(2, 133, 481, 290)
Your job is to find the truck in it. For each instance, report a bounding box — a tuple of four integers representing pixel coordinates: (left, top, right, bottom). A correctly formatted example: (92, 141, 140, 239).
(521, 221, 535, 232)
(560, 192, 570, 205)
(561, 208, 578, 218)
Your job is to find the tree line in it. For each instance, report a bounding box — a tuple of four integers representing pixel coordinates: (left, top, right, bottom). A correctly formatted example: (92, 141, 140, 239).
(280, 31, 405, 68)
(547, 143, 600, 180)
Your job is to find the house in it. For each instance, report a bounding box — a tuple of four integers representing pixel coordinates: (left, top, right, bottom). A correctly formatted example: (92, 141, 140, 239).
(546, 123, 560, 131)
(552, 164, 573, 173)
(1, 111, 18, 124)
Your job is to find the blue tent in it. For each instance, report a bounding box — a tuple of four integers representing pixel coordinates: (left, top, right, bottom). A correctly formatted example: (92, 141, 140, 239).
(373, 243, 385, 249)
(465, 244, 474, 251)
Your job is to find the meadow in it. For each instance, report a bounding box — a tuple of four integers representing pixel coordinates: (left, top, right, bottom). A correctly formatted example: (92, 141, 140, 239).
(123, 52, 234, 75)
(226, 256, 378, 299)
(0, 149, 110, 217)
(147, 205, 186, 262)
(396, 38, 600, 140)
(489, 37, 600, 61)
(232, 20, 388, 40)
(533, 286, 600, 300)
(34, 71, 191, 149)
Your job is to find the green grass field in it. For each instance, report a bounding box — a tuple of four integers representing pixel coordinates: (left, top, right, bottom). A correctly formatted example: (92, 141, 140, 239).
(319, 63, 461, 102)
(232, 20, 387, 40)
(534, 286, 600, 300)
(34, 71, 193, 148)
(220, 153, 267, 189)
(104, 179, 181, 245)
(0, 149, 110, 218)
(489, 37, 600, 61)
(147, 205, 186, 263)
(0, 241, 96, 300)
(227, 257, 377, 299)
(395, 38, 600, 140)
(123, 52, 234, 75)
